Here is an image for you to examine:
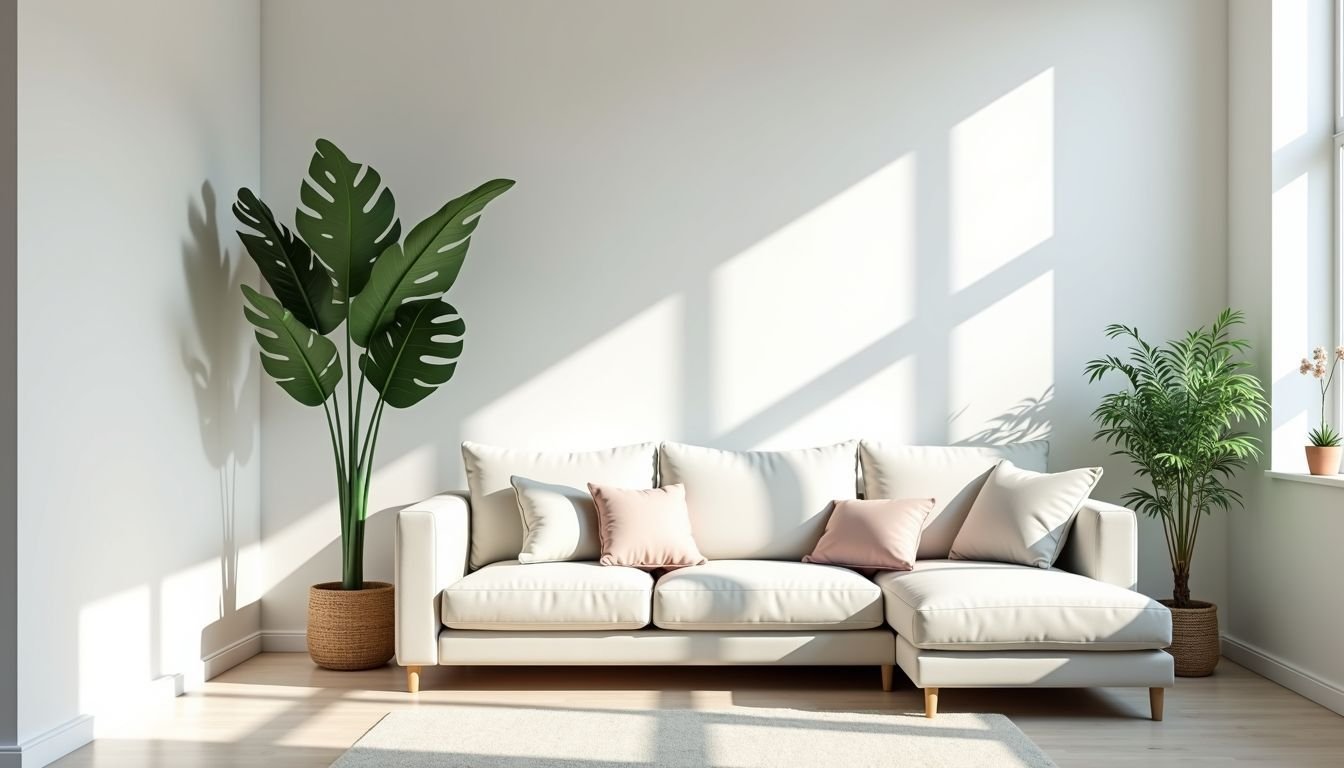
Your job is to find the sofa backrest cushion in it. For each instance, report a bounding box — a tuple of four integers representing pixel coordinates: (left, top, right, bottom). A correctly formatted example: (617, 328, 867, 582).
(462, 441, 658, 570)
(658, 441, 859, 560)
(858, 441, 1049, 559)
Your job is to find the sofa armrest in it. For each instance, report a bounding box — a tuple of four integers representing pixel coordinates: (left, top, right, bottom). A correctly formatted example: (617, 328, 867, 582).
(1056, 499, 1138, 590)
(395, 492, 470, 666)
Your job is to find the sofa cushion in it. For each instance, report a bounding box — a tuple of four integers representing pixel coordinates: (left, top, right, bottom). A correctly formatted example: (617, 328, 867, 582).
(462, 442, 658, 569)
(658, 442, 858, 560)
(653, 560, 883, 631)
(858, 441, 1048, 559)
(875, 560, 1171, 651)
(441, 560, 653, 630)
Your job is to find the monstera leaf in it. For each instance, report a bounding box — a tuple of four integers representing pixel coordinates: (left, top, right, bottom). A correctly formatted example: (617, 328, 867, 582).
(234, 188, 342, 334)
(361, 300, 465, 408)
(348, 178, 513, 347)
(241, 285, 342, 406)
(296, 139, 401, 300)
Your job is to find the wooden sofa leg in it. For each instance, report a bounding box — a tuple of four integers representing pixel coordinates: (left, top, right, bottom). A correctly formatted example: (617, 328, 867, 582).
(1149, 687, 1164, 721)
(924, 687, 939, 718)
(880, 665, 894, 692)
(407, 665, 421, 694)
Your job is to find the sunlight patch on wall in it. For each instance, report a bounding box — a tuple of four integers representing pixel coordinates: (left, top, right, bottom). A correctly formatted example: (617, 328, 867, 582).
(711, 154, 916, 443)
(948, 273, 1054, 445)
(1271, 172, 1312, 469)
(749, 357, 917, 450)
(1271, 0, 1310, 153)
(462, 295, 683, 448)
(78, 585, 152, 717)
(159, 559, 231, 688)
(951, 69, 1054, 292)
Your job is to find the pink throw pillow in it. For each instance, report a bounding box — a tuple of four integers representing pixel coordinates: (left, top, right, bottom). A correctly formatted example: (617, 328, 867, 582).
(803, 498, 935, 571)
(588, 482, 707, 570)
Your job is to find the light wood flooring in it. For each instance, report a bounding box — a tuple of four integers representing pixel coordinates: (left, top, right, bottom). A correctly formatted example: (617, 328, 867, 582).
(52, 653, 1344, 767)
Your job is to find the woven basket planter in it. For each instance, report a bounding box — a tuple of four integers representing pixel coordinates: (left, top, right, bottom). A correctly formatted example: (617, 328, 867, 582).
(1161, 599, 1219, 677)
(307, 581, 395, 671)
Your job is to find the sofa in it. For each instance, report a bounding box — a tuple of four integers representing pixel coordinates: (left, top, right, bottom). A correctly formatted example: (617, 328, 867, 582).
(394, 440, 1174, 720)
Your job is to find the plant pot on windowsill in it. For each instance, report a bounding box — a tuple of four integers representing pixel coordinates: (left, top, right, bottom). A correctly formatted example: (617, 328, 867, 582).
(308, 581, 395, 670)
(1304, 445, 1342, 475)
(1161, 599, 1219, 677)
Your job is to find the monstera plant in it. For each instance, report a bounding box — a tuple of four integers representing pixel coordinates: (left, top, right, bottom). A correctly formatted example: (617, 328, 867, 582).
(235, 140, 512, 669)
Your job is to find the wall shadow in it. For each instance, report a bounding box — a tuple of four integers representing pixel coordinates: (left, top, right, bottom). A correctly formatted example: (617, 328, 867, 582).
(179, 183, 263, 663)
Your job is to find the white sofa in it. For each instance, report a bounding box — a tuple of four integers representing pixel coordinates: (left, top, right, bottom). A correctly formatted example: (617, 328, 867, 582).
(394, 440, 1174, 719)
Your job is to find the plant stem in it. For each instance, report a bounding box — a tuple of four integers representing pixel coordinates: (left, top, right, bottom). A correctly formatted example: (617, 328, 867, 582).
(1172, 563, 1191, 608)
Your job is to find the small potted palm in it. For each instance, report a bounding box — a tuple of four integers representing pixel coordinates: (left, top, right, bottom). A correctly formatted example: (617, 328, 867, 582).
(1298, 345, 1343, 475)
(1086, 309, 1268, 677)
(235, 139, 512, 669)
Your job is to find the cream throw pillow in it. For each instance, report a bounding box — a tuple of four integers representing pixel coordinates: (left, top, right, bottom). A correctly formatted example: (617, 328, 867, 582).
(949, 460, 1102, 568)
(511, 476, 601, 564)
(803, 497, 934, 572)
(588, 483, 707, 570)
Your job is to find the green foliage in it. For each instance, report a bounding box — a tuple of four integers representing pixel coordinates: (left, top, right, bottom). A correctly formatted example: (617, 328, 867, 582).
(240, 285, 342, 407)
(1085, 308, 1267, 607)
(362, 301, 465, 409)
(296, 139, 402, 300)
(348, 179, 514, 348)
(234, 189, 343, 334)
(1308, 423, 1342, 448)
(235, 139, 513, 589)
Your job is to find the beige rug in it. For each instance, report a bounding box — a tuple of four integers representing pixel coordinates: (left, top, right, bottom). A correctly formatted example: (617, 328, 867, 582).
(331, 705, 1056, 767)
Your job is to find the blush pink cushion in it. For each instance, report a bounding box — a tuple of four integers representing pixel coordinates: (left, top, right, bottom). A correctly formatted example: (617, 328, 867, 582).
(588, 483, 707, 570)
(803, 498, 934, 571)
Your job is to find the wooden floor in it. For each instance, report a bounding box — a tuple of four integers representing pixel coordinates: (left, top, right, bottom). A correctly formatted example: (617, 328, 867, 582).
(52, 653, 1344, 767)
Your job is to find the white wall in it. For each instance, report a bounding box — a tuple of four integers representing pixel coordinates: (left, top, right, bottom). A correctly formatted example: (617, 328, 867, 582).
(257, 0, 1231, 632)
(16, 0, 262, 755)
(1226, 0, 1344, 715)
(1, 0, 18, 761)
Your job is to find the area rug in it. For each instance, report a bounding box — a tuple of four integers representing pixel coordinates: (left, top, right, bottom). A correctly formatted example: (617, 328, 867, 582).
(330, 705, 1056, 767)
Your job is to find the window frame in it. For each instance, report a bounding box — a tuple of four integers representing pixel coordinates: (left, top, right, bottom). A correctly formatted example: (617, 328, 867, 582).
(1335, 0, 1344, 431)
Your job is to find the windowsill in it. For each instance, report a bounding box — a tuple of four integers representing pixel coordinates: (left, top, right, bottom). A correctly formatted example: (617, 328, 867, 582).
(1265, 470, 1344, 489)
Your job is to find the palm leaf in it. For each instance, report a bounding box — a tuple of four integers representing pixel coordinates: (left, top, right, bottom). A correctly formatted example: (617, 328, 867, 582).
(234, 188, 342, 333)
(295, 139, 401, 300)
(348, 178, 513, 347)
(361, 300, 465, 408)
(240, 285, 342, 406)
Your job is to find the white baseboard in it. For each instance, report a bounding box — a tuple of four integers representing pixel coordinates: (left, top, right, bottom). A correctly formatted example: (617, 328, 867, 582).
(0, 632, 265, 768)
(1223, 634, 1344, 716)
(202, 631, 263, 680)
(260, 630, 308, 653)
(0, 715, 95, 768)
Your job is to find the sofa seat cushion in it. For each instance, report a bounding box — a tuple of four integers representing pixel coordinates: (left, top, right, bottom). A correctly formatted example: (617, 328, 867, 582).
(875, 560, 1171, 651)
(653, 560, 883, 631)
(441, 560, 653, 630)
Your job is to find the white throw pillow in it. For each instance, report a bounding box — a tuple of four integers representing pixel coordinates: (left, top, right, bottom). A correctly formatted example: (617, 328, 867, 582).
(511, 476, 601, 564)
(948, 460, 1102, 568)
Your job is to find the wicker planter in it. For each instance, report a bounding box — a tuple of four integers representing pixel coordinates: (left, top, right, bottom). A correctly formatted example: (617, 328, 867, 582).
(1305, 445, 1342, 476)
(1161, 599, 1219, 677)
(307, 581, 395, 670)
